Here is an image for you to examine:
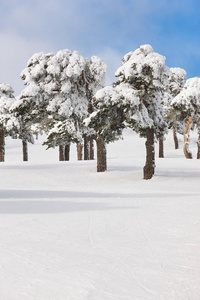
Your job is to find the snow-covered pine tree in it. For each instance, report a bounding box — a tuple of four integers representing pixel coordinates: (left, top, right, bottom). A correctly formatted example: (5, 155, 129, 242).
(42, 49, 86, 160)
(0, 83, 16, 161)
(83, 55, 107, 161)
(85, 82, 139, 172)
(12, 52, 54, 161)
(42, 50, 84, 159)
(20, 51, 54, 129)
(168, 67, 187, 149)
(171, 77, 200, 159)
(43, 50, 106, 161)
(115, 45, 171, 179)
(10, 86, 41, 161)
(158, 67, 187, 157)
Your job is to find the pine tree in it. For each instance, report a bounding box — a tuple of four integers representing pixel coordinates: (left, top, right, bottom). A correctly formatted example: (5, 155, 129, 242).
(11, 52, 55, 161)
(168, 67, 187, 149)
(158, 67, 187, 157)
(85, 83, 137, 172)
(43, 50, 106, 160)
(43, 50, 89, 158)
(116, 45, 172, 179)
(10, 86, 41, 161)
(171, 77, 200, 159)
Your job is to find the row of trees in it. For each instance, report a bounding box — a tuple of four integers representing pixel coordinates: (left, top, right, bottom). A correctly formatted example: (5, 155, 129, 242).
(86, 45, 200, 179)
(1, 45, 200, 179)
(0, 50, 107, 163)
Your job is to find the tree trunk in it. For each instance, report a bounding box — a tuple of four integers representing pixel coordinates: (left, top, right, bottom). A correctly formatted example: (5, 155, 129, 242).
(89, 138, 94, 160)
(0, 129, 5, 162)
(183, 116, 193, 159)
(96, 136, 107, 172)
(143, 128, 155, 180)
(159, 138, 164, 158)
(197, 134, 200, 159)
(77, 143, 83, 160)
(22, 140, 28, 161)
(64, 144, 70, 161)
(173, 126, 179, 149)
(84, 137, 90, 160)
(59, 145, 64, 161)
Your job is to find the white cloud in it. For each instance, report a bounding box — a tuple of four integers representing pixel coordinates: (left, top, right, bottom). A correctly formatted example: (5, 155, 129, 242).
(0, 33, 53, 95)
(96, 48, 125, 85)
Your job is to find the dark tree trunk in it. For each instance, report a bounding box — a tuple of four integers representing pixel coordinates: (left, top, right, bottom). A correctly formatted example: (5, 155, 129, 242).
(173, 127, 179, 149)
(84, 137, 90, 160)
(77, 143, 83, 160)
(183, 116, 192, 159)
(89, 138, 94, 160)
(59, 145, 64, 161)
(143, 128, 155, 180)
(96, 136, 107, 172)
(159, 138, 164, 158)
(0, 129, 5, 162)
(197, 134, 200, 159)
(64, 144, 70, 161)
(22, 140, 28, 161)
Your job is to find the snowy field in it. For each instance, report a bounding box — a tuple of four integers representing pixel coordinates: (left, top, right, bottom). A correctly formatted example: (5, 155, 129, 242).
(0, 129, 200, 300)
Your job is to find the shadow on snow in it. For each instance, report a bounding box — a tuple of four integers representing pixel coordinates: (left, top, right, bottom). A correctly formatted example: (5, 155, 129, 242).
(0, 189, 198, 214)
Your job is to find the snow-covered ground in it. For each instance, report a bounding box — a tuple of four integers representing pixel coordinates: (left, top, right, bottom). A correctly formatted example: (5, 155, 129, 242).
(0, 129, 200, 300)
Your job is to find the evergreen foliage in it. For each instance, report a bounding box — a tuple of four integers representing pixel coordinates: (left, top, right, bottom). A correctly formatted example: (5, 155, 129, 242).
(167, 67, 187, 134)
(115, 44, 172, 139)
(171, 77, 200, 125)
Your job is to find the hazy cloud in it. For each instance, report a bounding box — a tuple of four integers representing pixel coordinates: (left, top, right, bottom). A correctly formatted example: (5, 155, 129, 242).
(96, 47, 125, 84)
(0, 33, 53, 95)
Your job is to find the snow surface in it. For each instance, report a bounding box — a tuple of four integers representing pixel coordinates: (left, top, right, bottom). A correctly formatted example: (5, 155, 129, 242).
(0, 129, 200, 300)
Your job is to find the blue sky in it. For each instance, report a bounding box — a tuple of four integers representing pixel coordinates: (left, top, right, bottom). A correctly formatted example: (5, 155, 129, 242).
(1, 0, 200, 95)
